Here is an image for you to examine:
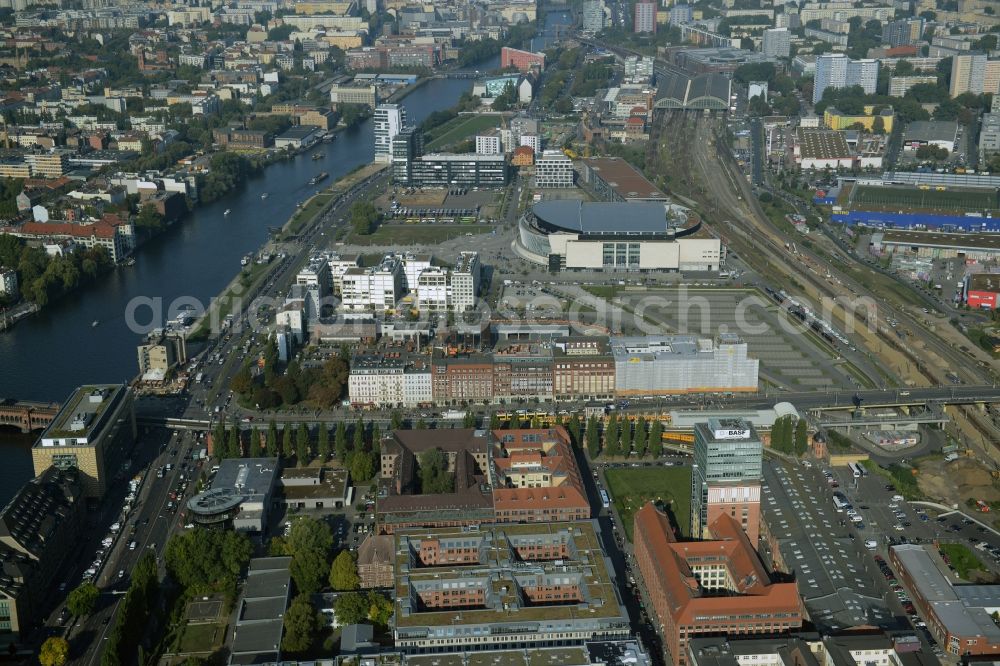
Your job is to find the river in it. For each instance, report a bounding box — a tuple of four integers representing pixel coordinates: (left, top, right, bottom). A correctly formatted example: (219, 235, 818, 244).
(0, 10, 572, 501)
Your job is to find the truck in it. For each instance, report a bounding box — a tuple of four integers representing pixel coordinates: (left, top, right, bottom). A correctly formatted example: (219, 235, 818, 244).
(195, 372, 204, 384)
(442, 410, 467, 420)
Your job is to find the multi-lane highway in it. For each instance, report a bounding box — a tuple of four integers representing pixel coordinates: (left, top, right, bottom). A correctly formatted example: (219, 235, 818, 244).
(65, 429, 202, 666)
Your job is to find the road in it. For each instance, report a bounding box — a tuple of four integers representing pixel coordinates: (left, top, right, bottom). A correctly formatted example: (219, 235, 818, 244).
(65, 429, 202, 665)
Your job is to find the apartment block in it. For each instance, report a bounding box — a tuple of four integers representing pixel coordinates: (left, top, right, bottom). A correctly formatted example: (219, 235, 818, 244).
(340, 255, 404, 311)
(813, 53, 878, 104)
(762, 27, 790, 58)
(348, 349, 432, 408)
(374, 103, 406, 163)
(634, 0, 657, 33)
(329, 82, 378, 108)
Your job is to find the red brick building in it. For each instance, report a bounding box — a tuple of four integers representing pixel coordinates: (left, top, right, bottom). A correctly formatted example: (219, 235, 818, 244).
(431, 352, 495, 403)
(491, 426, 589, 523)
(501, 46, 545, 72)
(634, 503, 803, 666)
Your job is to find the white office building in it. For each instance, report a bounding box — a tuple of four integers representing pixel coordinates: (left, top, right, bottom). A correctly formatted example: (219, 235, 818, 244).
(813, 54, 878, 103)
(534, 150, 574, 188)
(374, 104, 406, 163)
(762, 27, 790, 58)
(624, 56, 655, 83)
(401, 253, 432, 291)
(519, 133, 541, 154)
(340, 255, 404, 311)
(476, 133, 503, 155)
(413, 251, 480, 312)
(327, 253, 361, 295)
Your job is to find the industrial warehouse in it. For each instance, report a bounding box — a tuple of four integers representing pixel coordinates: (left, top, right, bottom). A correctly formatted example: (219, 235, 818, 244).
(515, 200, 722, 272)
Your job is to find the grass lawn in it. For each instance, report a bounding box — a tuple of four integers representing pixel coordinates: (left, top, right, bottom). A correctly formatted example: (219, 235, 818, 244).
(425, 115, 501, 150)
(348, 224, 492, 245)
(939, 543, 984, 580)
(604, 467, 691, 542)
(582, 285, 622, 300)
(177, 622, 225, 653)
(285, 193, 334, 237)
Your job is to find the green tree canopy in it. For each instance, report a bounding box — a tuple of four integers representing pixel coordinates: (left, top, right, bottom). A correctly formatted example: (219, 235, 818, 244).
(66, 582, 99, 616)
(282, 595, 320, 653)
(329, 550, 360, 591)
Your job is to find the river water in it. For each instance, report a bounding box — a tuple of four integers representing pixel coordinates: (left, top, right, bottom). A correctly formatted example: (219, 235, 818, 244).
(0, 10, 572, 501)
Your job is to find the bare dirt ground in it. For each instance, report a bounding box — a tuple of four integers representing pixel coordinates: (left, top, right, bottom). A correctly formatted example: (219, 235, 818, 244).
(917, 457, 1000, 514)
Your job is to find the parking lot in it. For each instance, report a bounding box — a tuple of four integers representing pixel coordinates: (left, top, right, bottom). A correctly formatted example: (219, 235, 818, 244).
(761, 461, 897, 634)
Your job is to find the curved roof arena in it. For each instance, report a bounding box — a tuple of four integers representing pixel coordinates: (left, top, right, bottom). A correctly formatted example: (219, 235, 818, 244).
(530, 200, 699, 237)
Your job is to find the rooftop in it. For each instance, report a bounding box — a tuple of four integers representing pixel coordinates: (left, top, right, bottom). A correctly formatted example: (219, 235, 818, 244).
(797, 128, 852, 160)
(38, 384, 128, 446)
(903, 120, 959, 143)
(609, 335, 743, 360)
(530, 200, 697, 235)
(581, 156, 665, 200)
(394, 521, 627, 629)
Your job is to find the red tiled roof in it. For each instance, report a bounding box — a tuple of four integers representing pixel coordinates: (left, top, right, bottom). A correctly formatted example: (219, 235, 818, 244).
(20, 220, 116, 239)
(513, 145, 534, 156)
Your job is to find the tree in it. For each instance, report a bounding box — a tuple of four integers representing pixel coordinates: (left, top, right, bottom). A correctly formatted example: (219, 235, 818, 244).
(649, 418, 663, 458)
(567, 414, 581, 446)
(489, 412, 501, 430)
(164, 528, 252, 590)
(248, 426, 260, 456)
(267, 420, 279, 457)
(287, 516, 334, 554)
(367, 590, 393, 626)
(296, 423, 310, 465)
(390, 411, 404, 430)
(282, 425, 293, 459)
(333, 591, 370, 625)
(66, 582, 99, 616)
(419, 448, 454, 493)
(282, 595, 320, 653)
(586, 416, 600, 459)
(329, 550, 360, 591)
(871, 115, 885, 135)
(463, 411, 477, 428)
(348, 201, 382, 235)
(290, 547, 329, 594)
(416, 418, 428, 429)
(230, 364, 253, 396)
(317, 424, 330, 462)
(554, 96, 573, 114)
(619, 418, 632, 455)
(134, 203, 164, 231)
(39, 637, 70, 666)
(353, 417, 365, 453)
(633, 417, 647, 458)
(335, 421, 348, 461)
(351, 450, 375, 482)
(794, 418, 809, 456)
(604, 414, 619, 457)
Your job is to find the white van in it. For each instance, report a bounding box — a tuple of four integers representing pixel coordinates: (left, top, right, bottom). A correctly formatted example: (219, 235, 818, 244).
(865, 539, 878, 550)
(128, 541, 137, 551)
(891, 494, 905, 502)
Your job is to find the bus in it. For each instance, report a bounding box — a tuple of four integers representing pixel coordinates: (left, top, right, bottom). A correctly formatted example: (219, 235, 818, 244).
(599, 490, 610, 509)
(848, 462, 864, 479)
(833, 496, 849, 512)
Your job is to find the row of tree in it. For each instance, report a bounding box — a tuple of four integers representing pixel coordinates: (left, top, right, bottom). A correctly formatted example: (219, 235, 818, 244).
(770, 415, 809, 457)
(213, 417, 379, 482)
(101, 551, 159, 666)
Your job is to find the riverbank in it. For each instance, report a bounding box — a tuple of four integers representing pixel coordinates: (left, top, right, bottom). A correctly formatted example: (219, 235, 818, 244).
(187, 162, 388, 341)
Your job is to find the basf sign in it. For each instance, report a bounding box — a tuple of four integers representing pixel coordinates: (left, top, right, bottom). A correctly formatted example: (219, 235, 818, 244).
(713, 428, 749, 440)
